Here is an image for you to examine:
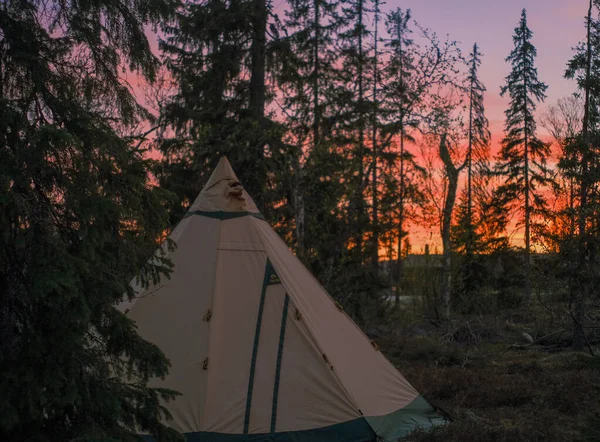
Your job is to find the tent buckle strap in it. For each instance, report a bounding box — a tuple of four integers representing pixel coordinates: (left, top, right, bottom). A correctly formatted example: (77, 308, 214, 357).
(334, 301, 344, 312)
(294, 308, 302, 321)
(371, 340, 380, 351)
(202, 357, 209, 370)
(203, 309, 212, 322)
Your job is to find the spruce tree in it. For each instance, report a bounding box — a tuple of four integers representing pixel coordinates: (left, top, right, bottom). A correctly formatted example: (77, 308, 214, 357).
(337, 0, 373, 262)
(494, 9, 550, 300)
(0, 0, 181, 440)
(465, 43, 491, 256)
(563, 0, 600, 351)
(385, 8, 415, 303)
(275, 0, 345, 259)
(158, 0, 276, 221)
(451, 43, 490, 308)
(370, 0, 381, 268)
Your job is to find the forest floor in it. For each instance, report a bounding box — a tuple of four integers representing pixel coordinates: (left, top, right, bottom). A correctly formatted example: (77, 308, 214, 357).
(373, 307, 600, 442)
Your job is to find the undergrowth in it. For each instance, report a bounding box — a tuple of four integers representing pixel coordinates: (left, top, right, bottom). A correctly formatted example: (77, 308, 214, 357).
(374, 309, 600, 442)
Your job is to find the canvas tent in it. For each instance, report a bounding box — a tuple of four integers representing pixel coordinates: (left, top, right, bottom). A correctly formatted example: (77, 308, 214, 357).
(120, 157, 446, 441)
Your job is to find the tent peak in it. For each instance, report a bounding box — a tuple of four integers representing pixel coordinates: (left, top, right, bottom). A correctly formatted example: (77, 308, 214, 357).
(204, 156, 240, 191)
(188, 156, 260, 215)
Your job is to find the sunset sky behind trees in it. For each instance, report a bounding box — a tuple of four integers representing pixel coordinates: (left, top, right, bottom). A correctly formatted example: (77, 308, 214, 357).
(129, 0, 589, 252)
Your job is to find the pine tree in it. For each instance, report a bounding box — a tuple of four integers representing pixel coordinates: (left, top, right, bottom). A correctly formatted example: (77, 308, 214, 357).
(0, 0, 181, 440)
(494, 9, 550, 300)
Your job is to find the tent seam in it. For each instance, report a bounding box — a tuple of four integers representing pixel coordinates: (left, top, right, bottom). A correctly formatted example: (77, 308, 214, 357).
(270, 293, 289, 433)
(199, 216, 225, 431)
(185, 210, 264, 221)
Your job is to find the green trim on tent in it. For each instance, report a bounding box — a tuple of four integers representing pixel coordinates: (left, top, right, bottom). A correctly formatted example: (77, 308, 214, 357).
(365, 395, 448, 440)
(140, 396, 447, 442)
(141, 417, 377, 442)
(184, 210, 264, 220)
(244, 259, 277, 434)
(270, 293, 289, 433)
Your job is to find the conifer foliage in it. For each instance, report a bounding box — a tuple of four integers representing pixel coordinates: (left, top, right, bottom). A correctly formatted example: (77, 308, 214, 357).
(563, 0, 600, 351)
(157, 0, 278, 220)
(464, 43, 491, 255)
(0, 0, 182, 440)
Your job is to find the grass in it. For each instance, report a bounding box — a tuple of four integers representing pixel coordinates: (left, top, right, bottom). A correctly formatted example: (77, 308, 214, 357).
(375, 310, 600, 442)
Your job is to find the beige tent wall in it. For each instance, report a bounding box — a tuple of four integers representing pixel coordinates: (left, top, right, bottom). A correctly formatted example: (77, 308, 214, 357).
(125, 215, 221, 433)
(274, 295, 362, 432)
(252, 217, 420, 418)
(201, 216, 268, 433)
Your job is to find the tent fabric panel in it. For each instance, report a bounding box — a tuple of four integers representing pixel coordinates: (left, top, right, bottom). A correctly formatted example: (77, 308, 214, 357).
(141, 417, 376, 442)
(273, 297, 362, 432)
(119, 214, 194, 314)
(252, 218, 420, 417)
(218, 215, 265, 249)
(246, 282, 287, 434)
(125, 215, 221, 433)
(364, 395, 447, 440)
(217, 214, 265, 251)
(201, 249, 268, 433)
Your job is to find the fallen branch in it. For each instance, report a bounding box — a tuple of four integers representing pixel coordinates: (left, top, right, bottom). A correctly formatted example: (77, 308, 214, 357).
(509, 328, 568, 350)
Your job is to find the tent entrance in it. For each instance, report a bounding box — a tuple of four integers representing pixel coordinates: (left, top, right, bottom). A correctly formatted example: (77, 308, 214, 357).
(244, 260, 290, 434)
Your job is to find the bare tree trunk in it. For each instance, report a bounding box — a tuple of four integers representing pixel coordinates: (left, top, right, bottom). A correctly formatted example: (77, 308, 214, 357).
(394, 14, 406, 306)
(355, 0, 365, 258)
(395, 127, 405, 306)
(371, 0, 380, 269)
(467, 73, 474, 256)
(440, 134, 461, 319)
(313, 0, 320, 149)
(249, 0, 267, 210)
(523, 71, 532, 301)
(569, 176, 576, 238)
(292, 152, 305, 257)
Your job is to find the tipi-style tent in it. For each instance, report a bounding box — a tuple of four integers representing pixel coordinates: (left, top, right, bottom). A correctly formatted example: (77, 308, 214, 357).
(121, 157, 446, 441)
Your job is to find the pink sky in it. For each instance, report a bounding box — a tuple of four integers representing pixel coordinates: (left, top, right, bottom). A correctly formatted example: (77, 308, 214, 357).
(396, 0, 586, 138)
